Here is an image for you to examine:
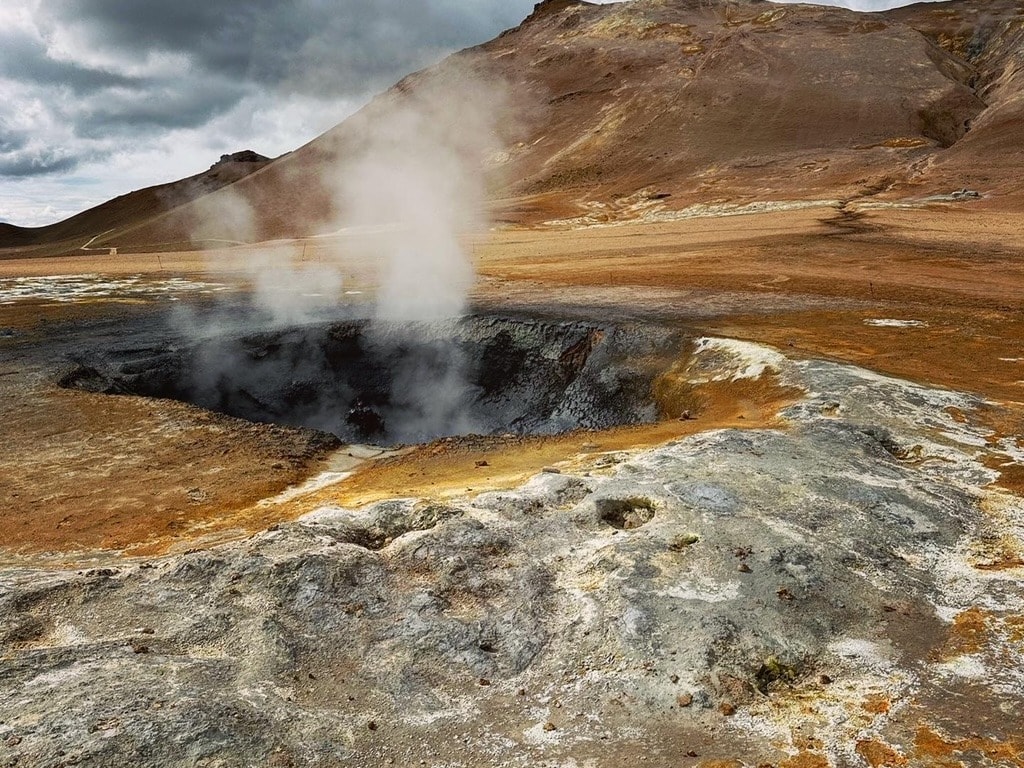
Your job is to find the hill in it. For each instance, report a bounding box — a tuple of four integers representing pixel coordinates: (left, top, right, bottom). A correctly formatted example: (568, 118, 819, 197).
(2, 0, 1022, 254)
(0, 151, 271, 257)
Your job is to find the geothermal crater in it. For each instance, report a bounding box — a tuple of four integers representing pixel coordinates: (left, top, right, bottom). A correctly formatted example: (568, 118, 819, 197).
(58, 314, 684, 446)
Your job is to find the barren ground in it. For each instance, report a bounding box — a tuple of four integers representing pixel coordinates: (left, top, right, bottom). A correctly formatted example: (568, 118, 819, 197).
(1, 202, 1022, 562)
(1, 201, 1023, 767)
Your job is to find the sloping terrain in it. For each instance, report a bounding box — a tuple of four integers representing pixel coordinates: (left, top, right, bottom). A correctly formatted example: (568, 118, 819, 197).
(3, 0, 1021, 254)
(0, 151, 271, 258)
(3, 333, 1022, 767)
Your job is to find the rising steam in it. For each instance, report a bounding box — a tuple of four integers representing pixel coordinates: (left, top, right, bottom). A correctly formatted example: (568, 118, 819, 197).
(182, 61, 513, 443)
(337, 66, 506, 322)
(337, 66, 509, 440)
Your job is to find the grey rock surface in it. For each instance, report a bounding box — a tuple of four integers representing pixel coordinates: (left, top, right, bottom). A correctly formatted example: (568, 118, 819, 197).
(2, 339, 1022, 767)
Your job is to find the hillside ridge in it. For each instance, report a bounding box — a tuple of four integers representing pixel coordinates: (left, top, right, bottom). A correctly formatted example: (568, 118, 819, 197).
(2, 0, 1021, 255)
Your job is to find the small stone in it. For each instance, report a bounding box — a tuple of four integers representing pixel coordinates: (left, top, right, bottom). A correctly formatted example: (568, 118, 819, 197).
(132, 644, 150, 654)
(541, 466, 561, 474)
(669, 674, 679, 684)
(478, 678, 491, 686)
(819, 674, 833, 685)
(542, 722, 557, 732)
(475, 460, 489, 468)
(738, 563, 752, 573)
(6, 736, 22, 747)
(670, 534, 699, 551)
(367, 721, 378, 731)
(686, 751, 699, 758)
(676, 693, 693, 708)
(719, 702, 737, 716)
(777, 587, 795, 601)
(679, 410, 695, 421)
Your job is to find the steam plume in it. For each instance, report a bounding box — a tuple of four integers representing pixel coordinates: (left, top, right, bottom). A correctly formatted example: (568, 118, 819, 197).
(336, 64, 507, 322)
(181, 61, 513, 443)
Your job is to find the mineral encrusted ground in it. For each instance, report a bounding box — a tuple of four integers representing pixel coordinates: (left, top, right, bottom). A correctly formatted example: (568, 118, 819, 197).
(2, 340, 1021, 767)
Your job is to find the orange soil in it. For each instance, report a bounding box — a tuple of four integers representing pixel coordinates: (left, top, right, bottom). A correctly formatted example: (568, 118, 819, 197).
(1, 203, 1022, 560)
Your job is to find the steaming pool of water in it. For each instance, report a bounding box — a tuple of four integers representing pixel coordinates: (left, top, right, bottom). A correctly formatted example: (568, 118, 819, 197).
(58, 314, 686, 446)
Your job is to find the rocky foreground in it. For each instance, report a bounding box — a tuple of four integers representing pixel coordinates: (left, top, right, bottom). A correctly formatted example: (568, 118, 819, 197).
(1, 339, 1022, 767)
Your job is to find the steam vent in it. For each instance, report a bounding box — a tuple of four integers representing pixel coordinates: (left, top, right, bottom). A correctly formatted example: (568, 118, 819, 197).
(58, 316, 680, 445)
(2, 0, 1024, 766)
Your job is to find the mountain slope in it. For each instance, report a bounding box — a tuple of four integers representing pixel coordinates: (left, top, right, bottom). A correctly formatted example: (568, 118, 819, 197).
(0, 152, 271, 256)
(3, 0, 1022, 253)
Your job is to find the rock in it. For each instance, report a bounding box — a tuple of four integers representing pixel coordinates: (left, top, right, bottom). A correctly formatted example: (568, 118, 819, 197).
(670, 533, 700, 551)
(211, 150, 270, 167)
(951, 188, 981, 200)
(543, 722, 557, 732)
(719, 702, 737, 716)
(0, 345, 1014, 765)
(542, 466, 562, 474)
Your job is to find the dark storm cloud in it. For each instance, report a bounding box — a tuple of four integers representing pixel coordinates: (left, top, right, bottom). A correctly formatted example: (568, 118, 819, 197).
(0, 149, 80, 177)
(1, 0, 538, 181)
(0, 30, 137, 94)
(73, 80, 249, 138)
(44, 0, 538, 94)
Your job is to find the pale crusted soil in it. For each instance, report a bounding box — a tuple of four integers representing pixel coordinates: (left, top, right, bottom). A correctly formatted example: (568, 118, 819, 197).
(0, 204, 1022, 766)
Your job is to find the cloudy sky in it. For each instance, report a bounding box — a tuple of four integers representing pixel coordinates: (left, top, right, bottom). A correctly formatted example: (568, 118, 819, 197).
(1, 0, 944, 227)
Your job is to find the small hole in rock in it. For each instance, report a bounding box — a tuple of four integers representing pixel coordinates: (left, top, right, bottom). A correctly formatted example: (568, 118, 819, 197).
(597, 497, 657, 530)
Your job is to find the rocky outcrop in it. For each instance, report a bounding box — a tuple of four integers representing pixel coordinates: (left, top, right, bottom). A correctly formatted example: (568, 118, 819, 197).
(3, 340, 1021, 766)
(211, 151, 271, 168)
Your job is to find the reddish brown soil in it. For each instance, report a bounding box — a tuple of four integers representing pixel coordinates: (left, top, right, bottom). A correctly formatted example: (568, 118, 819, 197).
(0, 383, 335, 562)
